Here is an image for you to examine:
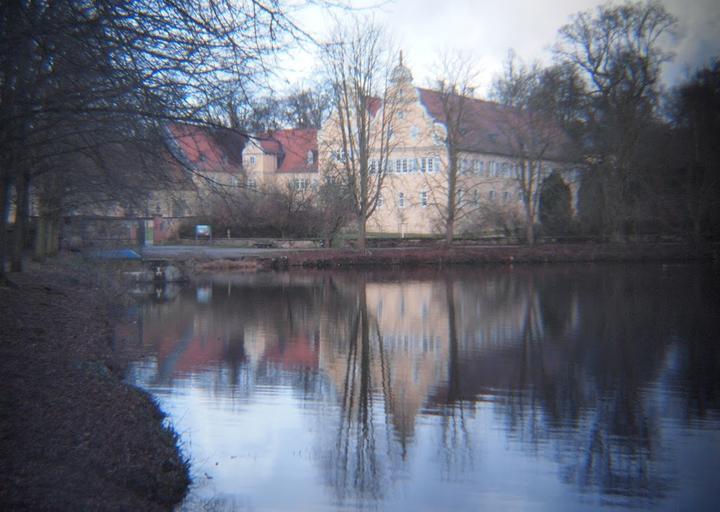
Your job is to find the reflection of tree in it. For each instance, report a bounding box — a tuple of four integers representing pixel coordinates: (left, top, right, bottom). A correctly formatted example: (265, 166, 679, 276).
(500, 276, 560, 446)
(438, 277, 473, 477)
(325, 283, 384, 502)
(671, 268, 720, 421)
(130, 265, 720, 508)
(494, 269, 671, 504)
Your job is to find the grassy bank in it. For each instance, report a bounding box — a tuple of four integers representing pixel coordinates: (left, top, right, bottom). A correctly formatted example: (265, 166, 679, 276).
(0, 259, 189, 511)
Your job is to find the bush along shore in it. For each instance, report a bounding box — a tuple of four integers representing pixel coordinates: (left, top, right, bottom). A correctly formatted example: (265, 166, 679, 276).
(0, 259, 190, 511)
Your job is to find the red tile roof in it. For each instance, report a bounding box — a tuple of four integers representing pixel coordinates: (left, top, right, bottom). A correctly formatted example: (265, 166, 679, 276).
(256, 137, 282, 154)
(417, 88, 571, 161)
(368, 97, 382, 117)
(255, 128, 318, 173)
(168, 124, 245, 174)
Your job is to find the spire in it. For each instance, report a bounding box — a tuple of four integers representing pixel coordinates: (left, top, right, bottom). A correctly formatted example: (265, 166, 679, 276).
(390, 50, 413, 85)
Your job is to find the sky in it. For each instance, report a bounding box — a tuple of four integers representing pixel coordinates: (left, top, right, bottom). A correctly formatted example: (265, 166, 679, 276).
(277, 0, 720, 96)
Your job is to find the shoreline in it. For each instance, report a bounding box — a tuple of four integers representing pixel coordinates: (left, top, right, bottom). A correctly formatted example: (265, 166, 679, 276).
(187, 242, 718, 272)
(0, 260, 190, 511)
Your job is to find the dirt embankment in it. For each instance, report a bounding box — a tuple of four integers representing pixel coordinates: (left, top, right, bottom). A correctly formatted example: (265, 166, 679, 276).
(192, 242, 718, 272)
(0, 259, 189, 511)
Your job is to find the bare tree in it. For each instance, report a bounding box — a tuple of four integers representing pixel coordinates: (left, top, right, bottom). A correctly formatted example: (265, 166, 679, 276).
(554, 0, 677, 239)
(426, 51, 481, 245)
(283, 81, 334, 129)
(491, 53, 572, 244)
(320, 16, 405, 250)
(0, 0, 304, 278)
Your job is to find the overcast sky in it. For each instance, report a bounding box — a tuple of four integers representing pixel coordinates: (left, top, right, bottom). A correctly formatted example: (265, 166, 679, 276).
(278, 0, 720, 96)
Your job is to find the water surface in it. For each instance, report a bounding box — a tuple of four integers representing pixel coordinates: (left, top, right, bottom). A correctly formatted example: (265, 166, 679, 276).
(124, 264, 720, 511)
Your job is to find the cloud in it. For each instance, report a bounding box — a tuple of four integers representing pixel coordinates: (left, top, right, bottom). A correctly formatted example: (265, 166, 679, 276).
(280, 0, 720, 94)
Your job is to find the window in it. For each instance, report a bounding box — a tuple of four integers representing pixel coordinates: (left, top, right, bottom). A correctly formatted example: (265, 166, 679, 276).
(248, 178, 257, 190)
(230, 176, 238, 187)
(457, 188, 464, 205)
(398, 192, 405, 209)
(396, 160, 402, 173)
(369, 160, 377, 174)
(503, 191, 511, 202)
(420, 157, 427, 173)
(420, 190, 428, 207)
(488, 190, 496, 201)
(476, 160, 485, 176)
(249, 155, 256, 165)
(377, 194, 384, 208)
(410, 125, 419, 140)
(398, 111, 406, 120)
(401, 158, 408, 173)
(306, 150, 315, 165)
(293, 177, 308, 191)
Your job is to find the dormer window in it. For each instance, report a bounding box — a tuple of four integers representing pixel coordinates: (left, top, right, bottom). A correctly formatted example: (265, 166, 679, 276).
(198, 152, 207, 162)
(306, 150, 315, 165)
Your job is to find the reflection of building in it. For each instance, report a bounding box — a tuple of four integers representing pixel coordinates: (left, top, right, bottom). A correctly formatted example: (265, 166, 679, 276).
(130, 271, 578, 444)
(364, 282, 449, 440)
(132, 277, 327, 384)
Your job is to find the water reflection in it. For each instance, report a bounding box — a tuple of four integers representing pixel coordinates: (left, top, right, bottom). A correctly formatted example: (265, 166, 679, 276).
(124, 264, 720, 511)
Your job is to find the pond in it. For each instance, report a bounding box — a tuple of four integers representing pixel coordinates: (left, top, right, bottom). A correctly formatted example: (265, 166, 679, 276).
(124, 263, 720, 511)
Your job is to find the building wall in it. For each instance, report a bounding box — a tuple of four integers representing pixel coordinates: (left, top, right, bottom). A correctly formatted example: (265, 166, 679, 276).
(317, 79, 579, 237)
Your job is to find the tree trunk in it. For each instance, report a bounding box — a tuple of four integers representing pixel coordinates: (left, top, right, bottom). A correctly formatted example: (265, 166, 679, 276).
(34, 214, 47, 261)
(445, 156, 457, 247)
(357, 216, 366, 250)
(48, 215, 61, 255)
(10, 173, 30, 272)
(0, 176, 11, 280)
(525, 202, 535, 245)
(525, 217, 535, 245)
(445, 216, 455, 246)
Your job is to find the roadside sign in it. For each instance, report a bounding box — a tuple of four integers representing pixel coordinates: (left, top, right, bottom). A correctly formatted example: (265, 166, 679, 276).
(195, 225, 211, 240)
